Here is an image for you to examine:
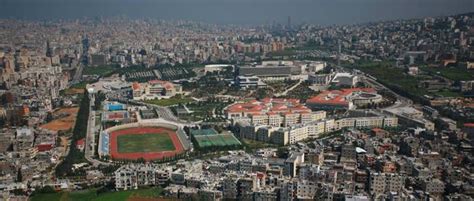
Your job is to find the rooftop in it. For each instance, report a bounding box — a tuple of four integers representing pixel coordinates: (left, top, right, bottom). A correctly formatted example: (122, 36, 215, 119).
(225, 98, 311, 115)
(306, 88, 375, 106)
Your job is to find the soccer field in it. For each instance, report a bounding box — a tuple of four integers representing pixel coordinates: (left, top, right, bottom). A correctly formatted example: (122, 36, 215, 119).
(117, 133, 176, 153)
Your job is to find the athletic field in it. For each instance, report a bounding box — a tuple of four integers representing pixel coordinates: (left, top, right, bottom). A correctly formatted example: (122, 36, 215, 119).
(117, 133, 175, 153)
(109, 127, 184, 161)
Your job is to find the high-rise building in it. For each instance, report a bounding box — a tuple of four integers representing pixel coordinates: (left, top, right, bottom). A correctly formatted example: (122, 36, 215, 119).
(46, 40, 53, 58)
(82, 35, 90, 64)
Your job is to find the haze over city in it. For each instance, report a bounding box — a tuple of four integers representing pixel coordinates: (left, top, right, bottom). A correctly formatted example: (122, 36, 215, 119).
(1, 0, 473, 25)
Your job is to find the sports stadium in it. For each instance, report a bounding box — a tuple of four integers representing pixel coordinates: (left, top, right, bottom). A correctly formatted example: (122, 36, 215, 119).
(98, 122, 190, 161)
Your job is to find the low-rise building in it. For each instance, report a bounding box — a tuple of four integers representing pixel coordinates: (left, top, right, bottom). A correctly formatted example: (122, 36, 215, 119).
(115, 164, 171, 190)
(132, 80, 182, 100)
(306, 88, 382, 110)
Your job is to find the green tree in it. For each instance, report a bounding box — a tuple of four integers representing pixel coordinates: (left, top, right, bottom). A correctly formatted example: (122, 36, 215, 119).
(276, 147, 289, 158)
(55, 91, 90, 177)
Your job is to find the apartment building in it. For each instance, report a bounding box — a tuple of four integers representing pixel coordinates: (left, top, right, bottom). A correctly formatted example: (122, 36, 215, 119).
(370, 173, 405, 198)
(237, 115, 397, 145)
(115, 164, 171, 190)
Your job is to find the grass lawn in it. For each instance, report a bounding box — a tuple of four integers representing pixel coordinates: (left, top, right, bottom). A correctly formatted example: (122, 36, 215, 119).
(60, 81, 91, 96)
(267, 49, 296, 57)
(346, 61, 428, 96)
(242, 139, 279, 152)
(182, 100, 228, 121)
(117, 133, 175, 153)
(144, 97, 193, 107)
(433, 90, 462, 97)
(30, 193, 62, 201)
(30, 187, 163, 201)
(71, 81, 89, 89)
(346, 61, 465, 100)
(317, 130, 343, 139)
(83, 65, 119, 76)
(420, 66, 474, 81)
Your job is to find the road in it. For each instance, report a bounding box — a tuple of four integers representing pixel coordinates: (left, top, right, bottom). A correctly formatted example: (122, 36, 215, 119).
(331, 62, 411, 110)
(119, 98, 192, 125)
(157, 107, 179, 122)
(274, 79, 303, 97)
(71, 64, 84, 85)
(363, 76, 412, 109)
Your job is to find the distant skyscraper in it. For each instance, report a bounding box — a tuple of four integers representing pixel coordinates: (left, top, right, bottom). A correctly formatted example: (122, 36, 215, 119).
(82, 35, 90, 65)
(46, 40, 53, 57)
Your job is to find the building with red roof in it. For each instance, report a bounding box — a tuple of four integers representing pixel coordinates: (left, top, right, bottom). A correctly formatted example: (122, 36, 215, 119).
(462, 123, 474, 139)
(306, 88, 381, 110)
(76, 138, 85, 152)
(463, 123, 474, 128)
(225, 98, 326, 127)
(36, 144, 54, 152)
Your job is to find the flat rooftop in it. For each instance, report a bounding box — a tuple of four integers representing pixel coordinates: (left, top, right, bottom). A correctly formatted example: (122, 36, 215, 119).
(306, 88, 375, 106)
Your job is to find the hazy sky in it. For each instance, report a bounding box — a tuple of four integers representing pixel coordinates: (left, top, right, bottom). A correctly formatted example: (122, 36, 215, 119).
(1, 0, 473, 25)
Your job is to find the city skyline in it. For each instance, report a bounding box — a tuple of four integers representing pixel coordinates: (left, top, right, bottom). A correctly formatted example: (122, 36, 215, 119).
(1, 0, 473, 25)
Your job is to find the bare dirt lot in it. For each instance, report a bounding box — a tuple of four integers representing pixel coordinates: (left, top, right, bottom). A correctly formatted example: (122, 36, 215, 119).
(40, 107, 79, 132)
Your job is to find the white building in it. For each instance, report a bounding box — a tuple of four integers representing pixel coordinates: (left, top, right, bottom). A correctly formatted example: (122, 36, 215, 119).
(308, 73, 333, 85)
(237, 115, 396, 145)
(115, 164, 171, 190)
(235, 75, 266, 89)
(132, 80, 182, 100)
(204, 64, 234, 73)
(331, 72, 359, 87)
(306, 61, 327, 72)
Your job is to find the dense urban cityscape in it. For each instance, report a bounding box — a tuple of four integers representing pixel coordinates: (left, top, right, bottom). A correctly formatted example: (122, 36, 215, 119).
(0, 4, 473, 201)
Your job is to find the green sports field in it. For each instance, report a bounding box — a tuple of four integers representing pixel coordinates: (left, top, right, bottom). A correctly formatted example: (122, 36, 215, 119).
(30, 187, 163, 201)
(194, 133, 241, 148)
(117, 133, 175, 153)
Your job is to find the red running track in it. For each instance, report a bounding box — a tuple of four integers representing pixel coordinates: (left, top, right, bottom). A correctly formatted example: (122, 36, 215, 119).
(109, 127, 184, 161)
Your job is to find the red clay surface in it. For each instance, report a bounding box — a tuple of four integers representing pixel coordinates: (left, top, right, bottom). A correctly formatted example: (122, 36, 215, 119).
(109, 127, 184, 161)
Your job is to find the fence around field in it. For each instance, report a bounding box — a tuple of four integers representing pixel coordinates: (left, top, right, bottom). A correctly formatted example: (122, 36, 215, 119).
(193, 133, 241, 148)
